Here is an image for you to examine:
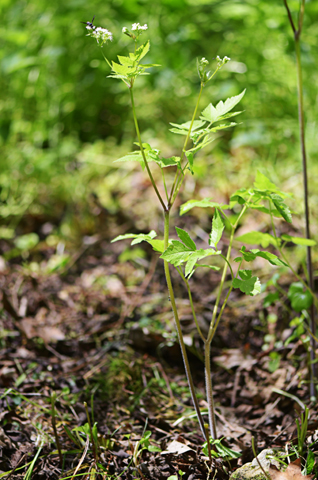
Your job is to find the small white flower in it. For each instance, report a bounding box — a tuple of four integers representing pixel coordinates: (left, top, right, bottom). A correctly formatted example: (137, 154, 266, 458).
(122, 26, 128, 33)
(131, 22, 148, 32)
(86, 26, 113, 45)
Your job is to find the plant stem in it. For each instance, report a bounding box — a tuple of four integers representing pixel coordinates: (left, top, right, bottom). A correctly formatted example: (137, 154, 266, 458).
(130, 88, 166, 211)
(204, 204, 248, 437)
(283, 0, 316, 398)
(269, 204, 318, 311)
(176, 267, 206, 343)
(51, 392, 63, 468)
(163, 211, 207, 439)
(294, 20, 316, 398)
(169, 83, 204, 207)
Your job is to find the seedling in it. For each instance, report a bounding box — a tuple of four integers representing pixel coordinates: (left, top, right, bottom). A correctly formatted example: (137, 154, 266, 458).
(83, 20, 314, 447)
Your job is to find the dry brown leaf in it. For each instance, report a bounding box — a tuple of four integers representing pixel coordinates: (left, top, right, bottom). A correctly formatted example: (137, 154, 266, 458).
(269, 458, 314, 480)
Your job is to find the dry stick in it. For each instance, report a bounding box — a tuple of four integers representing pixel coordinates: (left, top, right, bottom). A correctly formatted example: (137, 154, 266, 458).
(282, 0, 316, 398)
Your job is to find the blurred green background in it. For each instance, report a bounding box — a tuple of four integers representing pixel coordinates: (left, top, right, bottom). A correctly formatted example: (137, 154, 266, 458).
(1, 0, 317, 259)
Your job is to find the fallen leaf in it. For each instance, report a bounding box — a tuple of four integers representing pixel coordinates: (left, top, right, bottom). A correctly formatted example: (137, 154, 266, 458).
(161, 440, 194, 456)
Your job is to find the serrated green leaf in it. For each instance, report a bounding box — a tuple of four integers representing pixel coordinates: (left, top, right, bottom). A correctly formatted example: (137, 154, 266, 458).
(209, 208, 224, 248)
(111, 61, 132, 76)
(209, 122, 237, 132)
(158, 156, 180, 168)
(248, 204, 282, 217)
(147, 239, 165, 253)
(200, 90, 245, 124)
(135, 40, 150, 61)
(281, 234, 316, 246)
(117, 55, 134, 66)
(160, 241, 192, 267)
(253, 171, 279, 192)
(175, 227, 197, 251)
(241, 248, 288, 267)
(169, 128, 189, 136)
(170, 120, 206, 131)
(238, 269, 252, 280)
(184, 248, 220, 277)
(232, 275, 261, 296)
(187, 136, 215, 154)
(114, 152, 143, 164)
(288, 282, 313, 312)
(180, 198, 229, 216)
(235, 231, 277, 248)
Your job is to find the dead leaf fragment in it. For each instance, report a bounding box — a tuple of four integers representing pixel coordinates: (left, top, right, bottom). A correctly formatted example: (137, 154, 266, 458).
(269, 459, 314, 480)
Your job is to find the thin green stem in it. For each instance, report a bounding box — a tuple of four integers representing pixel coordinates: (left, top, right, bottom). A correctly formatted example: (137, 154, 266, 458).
(163, 211, 206, 439)
(161, 167, 169, 202)
(176, 267, 206, 343)
(283, 0, 316, 399)
(205, 343, 217, 440)
(130, 88, 167, 211)
(204, 203, 248, 438)
(168, 83, 204, 207)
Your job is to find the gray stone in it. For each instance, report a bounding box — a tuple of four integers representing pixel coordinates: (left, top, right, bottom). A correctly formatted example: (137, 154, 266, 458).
(230, 449, 284, 480)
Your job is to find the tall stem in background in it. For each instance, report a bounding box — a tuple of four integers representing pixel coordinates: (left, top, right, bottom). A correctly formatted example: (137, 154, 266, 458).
(283, 0, 316, 398)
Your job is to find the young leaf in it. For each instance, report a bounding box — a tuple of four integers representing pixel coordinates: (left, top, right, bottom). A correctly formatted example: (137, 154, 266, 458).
(235, 231, 277, 248)
(209, 208, 224, 248)
(180, 198, 229, 216)
(232, 271, 261, 296)
(200, 90, 245, 124)
(281, 234, 316, 247)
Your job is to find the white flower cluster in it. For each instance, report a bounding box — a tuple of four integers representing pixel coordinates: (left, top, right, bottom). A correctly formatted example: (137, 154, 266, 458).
(86, 26, 113, 45)
(122, 22, 148, 39)
(131, 23, 148, 32)
(200, 57, 209, 66)
(216, 55, 231, 67)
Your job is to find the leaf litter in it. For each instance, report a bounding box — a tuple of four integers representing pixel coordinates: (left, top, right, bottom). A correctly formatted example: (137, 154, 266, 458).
(0, 198, 318, 479)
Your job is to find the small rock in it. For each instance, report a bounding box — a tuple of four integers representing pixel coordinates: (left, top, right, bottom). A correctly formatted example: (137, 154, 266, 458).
(230, 449, 283, 480)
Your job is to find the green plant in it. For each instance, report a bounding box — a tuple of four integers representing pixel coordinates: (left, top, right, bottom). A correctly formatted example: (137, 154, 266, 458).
(83, 21, 314, 447)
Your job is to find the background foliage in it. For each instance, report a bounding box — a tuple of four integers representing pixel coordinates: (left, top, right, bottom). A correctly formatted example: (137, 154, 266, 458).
(1, 0, 318, 251)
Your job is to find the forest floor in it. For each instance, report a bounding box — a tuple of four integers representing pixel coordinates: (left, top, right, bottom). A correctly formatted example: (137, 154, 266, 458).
(1, 178, 318, 480)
